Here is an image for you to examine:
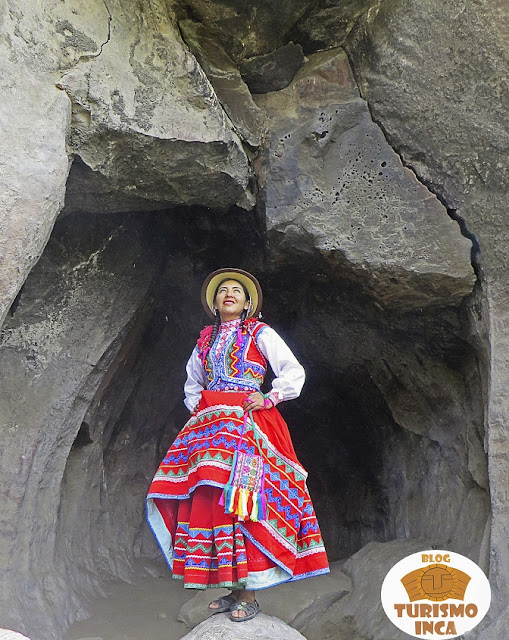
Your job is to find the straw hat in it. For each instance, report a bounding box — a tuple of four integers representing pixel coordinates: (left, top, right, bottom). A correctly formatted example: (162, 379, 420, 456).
(201, 268, 263, 320)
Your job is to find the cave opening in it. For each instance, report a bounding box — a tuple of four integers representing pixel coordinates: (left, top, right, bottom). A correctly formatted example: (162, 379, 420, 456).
(48, 203, 489, 578)
(0, 196, 489, 638)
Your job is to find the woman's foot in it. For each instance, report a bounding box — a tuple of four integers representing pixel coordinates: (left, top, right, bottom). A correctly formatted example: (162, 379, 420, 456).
(230, 599, 261, 622)
(208, 592, 238, 613)
(230, 590, 258, 620)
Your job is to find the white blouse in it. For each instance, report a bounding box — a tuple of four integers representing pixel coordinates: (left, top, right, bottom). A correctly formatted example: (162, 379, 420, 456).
(184, 325, 305, 412)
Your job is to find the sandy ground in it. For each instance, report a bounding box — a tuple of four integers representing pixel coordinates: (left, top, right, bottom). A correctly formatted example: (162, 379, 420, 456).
(63, 573, 198, 640)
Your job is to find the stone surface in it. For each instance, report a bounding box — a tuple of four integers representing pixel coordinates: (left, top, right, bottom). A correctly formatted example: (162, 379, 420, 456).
(296, 540, 431, 640)
(178, 561, 351, 628)
(475, 605, 509, 640)
(255, 48, 476, 310)
(239, 43, 305, 94)
(1, 0, 257, 326)
(179, 19, 266, 147)
(58, 0, 254, 212)
(290, 0, 380, 53)
(60, 158, 169, 217)
(345, 0, 509, 231)
(0, 63, 70, 327)
(262, 263, 489, 564)
(0, 212, 168, 639)
(1, 1, 507, 639)
(170, 0, 313, 61)
(170, 0, 386, 63)
(344, 0, 509, 621)
(180, 613, 307, 640)
(0, 206, 490, 638)
(62, 558, 196, 640)
(0, 631, 32, 640)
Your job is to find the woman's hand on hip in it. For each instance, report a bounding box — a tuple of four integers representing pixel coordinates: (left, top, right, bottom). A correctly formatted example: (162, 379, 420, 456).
(243, 391, 265, 412)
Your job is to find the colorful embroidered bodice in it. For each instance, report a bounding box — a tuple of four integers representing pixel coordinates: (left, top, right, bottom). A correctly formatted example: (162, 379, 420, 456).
(197, 318, 268, 393)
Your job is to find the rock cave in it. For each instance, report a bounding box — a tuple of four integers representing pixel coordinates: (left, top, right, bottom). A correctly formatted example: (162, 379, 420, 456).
(1, 1, 508, 640)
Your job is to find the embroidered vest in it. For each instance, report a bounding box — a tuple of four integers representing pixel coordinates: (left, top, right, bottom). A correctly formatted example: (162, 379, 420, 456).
(197, 318, 268, 393)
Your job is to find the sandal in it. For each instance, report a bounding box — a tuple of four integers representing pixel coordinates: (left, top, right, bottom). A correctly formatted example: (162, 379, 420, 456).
(208, 593, 238, 614)
(230, 600, 261, 622)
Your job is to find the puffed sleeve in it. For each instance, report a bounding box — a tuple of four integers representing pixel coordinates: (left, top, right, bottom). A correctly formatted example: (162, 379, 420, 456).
(183, 346, 207, 411)
(256, 327, 305, 405)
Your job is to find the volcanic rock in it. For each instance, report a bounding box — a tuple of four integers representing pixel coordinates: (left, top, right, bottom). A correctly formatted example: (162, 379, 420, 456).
(255, 48, 476, 310)
(239, 43, 305, 94)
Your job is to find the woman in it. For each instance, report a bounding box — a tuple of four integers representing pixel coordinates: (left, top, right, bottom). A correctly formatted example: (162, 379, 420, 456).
(146, 268, 329, 622)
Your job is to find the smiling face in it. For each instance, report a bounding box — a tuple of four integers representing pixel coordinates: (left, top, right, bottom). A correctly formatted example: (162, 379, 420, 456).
(214, 279, 250, 322)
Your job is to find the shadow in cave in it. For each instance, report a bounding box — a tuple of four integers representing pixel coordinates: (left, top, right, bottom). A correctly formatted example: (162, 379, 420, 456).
(55, 205, 489, 577)
(284, 366, 397, 559)
(2, 200, 489, 639)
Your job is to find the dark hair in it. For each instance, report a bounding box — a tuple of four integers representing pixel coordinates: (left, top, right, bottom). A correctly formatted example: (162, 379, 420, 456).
(208, 278, 250, 348)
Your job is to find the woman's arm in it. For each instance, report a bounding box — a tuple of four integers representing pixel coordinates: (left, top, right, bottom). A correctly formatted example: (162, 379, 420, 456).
(256, 327, 305, 407)
(183, 346, 206, 412)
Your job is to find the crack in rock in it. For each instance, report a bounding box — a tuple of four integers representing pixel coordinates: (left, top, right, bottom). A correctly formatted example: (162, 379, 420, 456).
(74, 0, 112, 64)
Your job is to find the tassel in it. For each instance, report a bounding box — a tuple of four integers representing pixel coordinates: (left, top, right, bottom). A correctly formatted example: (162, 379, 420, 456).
(238, 488, 248, 519)
(221, 484, 231, 511)
(236, 325, 242, 348)
(259, 492, 267, 521)
(243, 489, 250, 518)
(228, 486, 237, 513)
(222, 450, 238, 513)
(250, 491, 259, 522)
(237, 488, 243, 517)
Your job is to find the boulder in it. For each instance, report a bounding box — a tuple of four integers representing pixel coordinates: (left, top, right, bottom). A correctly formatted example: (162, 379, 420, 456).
(179, 19, 266, 147)
(254, 48, 476, 310)
(345, 0, 509, 232)
(1, 0, 256, 325)
(0, 63, 70, 326)
(295, 540, 436, 640)
(239, 43, 305, 94)
(475, 605, 509, 640)
(0, 631, 32, 640)
(179, 613, 308, 640)
(344, 0, 509, 617)
(169, 0, 313, 61)
(290, 0, 380, 53)
(58, 0, 254, 213)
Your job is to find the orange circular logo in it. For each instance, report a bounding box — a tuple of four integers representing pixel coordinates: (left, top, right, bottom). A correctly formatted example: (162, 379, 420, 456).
(381, 550, 491, 639)
(420, 565, 456, 600)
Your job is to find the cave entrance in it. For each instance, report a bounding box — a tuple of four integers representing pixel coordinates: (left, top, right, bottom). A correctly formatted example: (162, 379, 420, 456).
(0, 203, 489, 638)
(49, 206, 488, 572)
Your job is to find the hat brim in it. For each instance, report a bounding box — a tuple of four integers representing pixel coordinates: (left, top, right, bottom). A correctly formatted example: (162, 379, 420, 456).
(201, 268, 263, 320)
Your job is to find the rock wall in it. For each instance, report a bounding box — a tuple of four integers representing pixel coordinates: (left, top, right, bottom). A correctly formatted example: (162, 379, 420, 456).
(0, 0, 506, 639)
(0, 0, 255, 325)
(344, 0, 509, 625)
(0, 213, 168, 634)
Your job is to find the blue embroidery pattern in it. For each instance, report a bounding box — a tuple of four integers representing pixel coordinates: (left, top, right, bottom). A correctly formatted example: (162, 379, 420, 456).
(205, 321, 267, 393)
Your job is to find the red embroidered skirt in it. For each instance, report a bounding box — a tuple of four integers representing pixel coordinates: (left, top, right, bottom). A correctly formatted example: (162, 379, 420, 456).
(146, 390, 329, 589)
